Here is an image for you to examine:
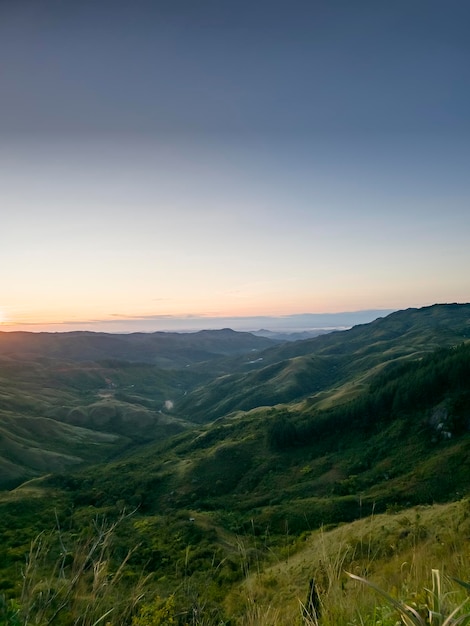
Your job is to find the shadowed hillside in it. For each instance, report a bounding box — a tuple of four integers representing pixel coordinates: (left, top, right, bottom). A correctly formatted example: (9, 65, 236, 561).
(176, 303, 470, 421)
(1, 304, 469, 487)
(0, 329, 278, 488)
(0, 328, 277, 367)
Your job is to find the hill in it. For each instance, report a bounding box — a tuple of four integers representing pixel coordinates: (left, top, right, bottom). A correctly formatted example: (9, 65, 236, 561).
(0, 328, 276, 367)
(1, 303, 469, 487)
(0, 303, 470, 624)
(0, 329, 278, 488)
(49, 339, 470, 528)
(176, 303, 470, 421)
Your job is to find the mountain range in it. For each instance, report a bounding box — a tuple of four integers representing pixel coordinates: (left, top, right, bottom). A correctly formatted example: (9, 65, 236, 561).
(1, 303, 469, 488)
(1, 303, 470, 624)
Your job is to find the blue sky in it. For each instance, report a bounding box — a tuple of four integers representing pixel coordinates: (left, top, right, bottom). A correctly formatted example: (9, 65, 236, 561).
(1, 0, 469, 331)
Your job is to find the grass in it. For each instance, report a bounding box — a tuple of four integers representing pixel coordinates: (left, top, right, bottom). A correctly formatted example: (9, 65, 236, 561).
(347, 568, 470, 626)
(11, 511, 148, 626)
(1, 498, 470, 624)
(228, 499, 470, 625)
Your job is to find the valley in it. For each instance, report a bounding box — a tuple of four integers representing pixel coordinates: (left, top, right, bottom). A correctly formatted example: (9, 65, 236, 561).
(1, 303, 470, 624)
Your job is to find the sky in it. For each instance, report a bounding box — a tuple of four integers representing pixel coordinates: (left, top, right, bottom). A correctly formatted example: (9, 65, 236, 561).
(1, 0, 469, 332)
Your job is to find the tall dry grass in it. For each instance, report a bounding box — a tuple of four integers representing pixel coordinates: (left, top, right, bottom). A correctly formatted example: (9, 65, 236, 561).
(6, 499, 470, 625)
(16, 512, 147, 626)
(227, 499, 470, 625)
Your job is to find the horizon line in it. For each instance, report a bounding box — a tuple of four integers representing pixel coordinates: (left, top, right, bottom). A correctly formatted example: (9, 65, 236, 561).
(1, 308, 400, 334)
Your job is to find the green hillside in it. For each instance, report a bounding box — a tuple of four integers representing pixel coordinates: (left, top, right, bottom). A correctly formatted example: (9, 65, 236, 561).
(0, 328, 276, 367)
(176, 303, 470, 422)
(49, 341, 470, 527)
(1, 304, 470, 624)
(0, 330, 278, 489)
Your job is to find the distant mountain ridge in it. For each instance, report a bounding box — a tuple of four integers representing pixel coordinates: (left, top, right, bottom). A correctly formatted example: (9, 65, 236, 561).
(252, 328, 334, 341)
(0, 328, 277, 367)
(0, 303, 469, 489)
(3, 309, 396, 333)
(175, 303, 470, 422)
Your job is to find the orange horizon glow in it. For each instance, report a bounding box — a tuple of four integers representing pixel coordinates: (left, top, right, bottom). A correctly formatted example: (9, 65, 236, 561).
(0, 295, 342, 330)
(0, 307, 375, 331)
(0, 286, 456, 332)
(0, 299, 431, 334)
